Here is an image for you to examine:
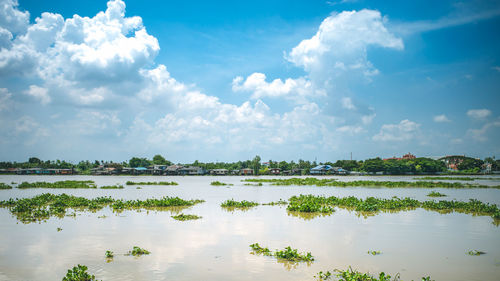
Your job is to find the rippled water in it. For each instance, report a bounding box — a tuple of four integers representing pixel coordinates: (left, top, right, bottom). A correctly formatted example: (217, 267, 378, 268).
(0, 175, 499, 281)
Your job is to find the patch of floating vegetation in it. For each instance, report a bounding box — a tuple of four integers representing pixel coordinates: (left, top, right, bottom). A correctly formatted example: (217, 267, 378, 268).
(171, 213, 202, 221)
(243, 177, 500, 189)
(17, 180, 96, 189)
(0, 183, 12, 189)
(467, 250, 486, 256)
(0, 193, 204, 223)
(262, 199, 288, 206)
(211, 181, 233, 186)
(243, 183, 263, 186)
(286, 194, 500, 222)
(221, 199, 259, 208)
(427, 191, 447, 197)
(367, 250, 381, 255)
(100, 184, 124, 189)
(62, 264, 99, 281)
(415, 176, 500, 181)
(315, 267, 434, 281)
(57, 227, 62, 232)
(125, 181, 178, 185)
(105, 250, 114, 258)
(126, 246, 150, 256)
(250, 243, 314, 262)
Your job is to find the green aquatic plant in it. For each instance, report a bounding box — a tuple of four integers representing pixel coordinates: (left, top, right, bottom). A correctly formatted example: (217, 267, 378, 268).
(221, 199, 259, 208)
(315, 267, 434, 281)
(0, 183, 12, 189)
(367, 250, 381, 255)
(427, 191, 446, 197)
(243, 183, 263, 186)
(171, 213, 202, 221)
(126, 246, 150, 256)
(62, 264, 99, 281)
(57, 227, 63, 232)
(100, 185, 124, 189)
(286, 194, 500, 222)
(0, 193, 204, 223)
(262, 199, 288, 206)
(250, 243, 314, 262)
(211, 181, 232, 186)
(17, 180, 96, 189)
(242, 177, 500, 189)
(467, 250, 486, 256)
(125, 181, 178, 185)
(105, 250, 114, 258)
(415, 176, 476, 181)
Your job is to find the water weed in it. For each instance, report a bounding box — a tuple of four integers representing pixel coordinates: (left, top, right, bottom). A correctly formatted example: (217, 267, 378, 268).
(57, 227, 63, 232)
(426, 191, 446, 197)
(221, 199, 259, 208)
(250, 243, 314, 262)
(243, 177, 500, 189)
(125, 181, 178, 185)
(262, 199, 288, 206)
(467, 250, 486, 256)
(126, 246, 150, 256)
(367, 250, 381, 255)
(18, 180, 96, 189)
(100, 184, 124, 189)
(211, 181, 233, 186)
(62, 264, 99, 281)
(105, 250, 114, 258)
(171, 213, 202, 221)
(315, 267, 434, 281)
(0, 183, 12, 189)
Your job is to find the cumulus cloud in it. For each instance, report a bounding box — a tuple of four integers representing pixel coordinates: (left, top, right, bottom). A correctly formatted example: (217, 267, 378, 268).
(0, 88, 12, 111)
(285, 9, 403, 85)
(25, 85, 51, 105)
(0, 0, 29, 35)
(372, 119, 420, 141)
(467, 118, 500, 142)
(433, 114, 450, 123)
(467, 109, 491, 120)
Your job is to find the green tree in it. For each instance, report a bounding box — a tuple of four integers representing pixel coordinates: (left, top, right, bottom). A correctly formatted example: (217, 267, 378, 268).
(252, 155, 261, 175)
(362, 158, 385, 173)
(129, 157, 151, 168)
(152, 154, 171, 165)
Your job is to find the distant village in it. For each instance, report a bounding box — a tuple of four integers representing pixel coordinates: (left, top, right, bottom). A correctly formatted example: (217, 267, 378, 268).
(1, 153, 498, 176)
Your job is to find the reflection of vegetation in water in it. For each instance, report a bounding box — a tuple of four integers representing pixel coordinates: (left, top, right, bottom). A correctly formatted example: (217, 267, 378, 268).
(0, 183, 12, 189)
(18, 180, 96, 189)
(467, 250, 486, 256)
(243, 177, 500, 189)
(62, 264, 99, 281)
(315, 267, 434, 281)
(126, 246, 150, 256)
(287, 194, 500, 223)
(211, 181, 233, 186)
(171, 213, 202, 221)
(287, 210, 332, 220)
(0, 193, 204, 223)
(100, 184, 124, 189)
(250, 243, 314, 262)
(221, 199, 258, 208)
(427, 191, 446, 197)
(125, 181, 178, 185)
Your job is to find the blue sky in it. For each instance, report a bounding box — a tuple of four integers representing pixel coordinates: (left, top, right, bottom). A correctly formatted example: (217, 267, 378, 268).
(0, 0, 499, 163)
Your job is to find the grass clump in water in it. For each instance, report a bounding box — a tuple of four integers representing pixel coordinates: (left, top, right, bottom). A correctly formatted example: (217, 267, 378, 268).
(105, 250, 114, 258)
(427, 191, 446, 197)
(18, 180, 96, 189)
(315, 267, 434, 281)
(62, 264, 99, 281)
(100, 184, 124, 189)
(211, 181, 233, 186)
(171, 213, 202, 221)
(244, 183, 263, 186)
(415, 176, 475, 181)
(262, 199, 288, 206)
(250, 243, 314, 262)
(221, 199, 259, 208)
(467, 250, 486, 256)
(0, 183, 12, 189)
(125, 181, 178, 185)
(243, 177, 500, 189)
(367, 250, 381, 255)
(126, 246, 150, 256)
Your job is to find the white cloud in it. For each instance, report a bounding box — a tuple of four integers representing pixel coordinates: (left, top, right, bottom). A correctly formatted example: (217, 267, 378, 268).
(433, 114, 450, 123)
(25, 85, 51, 105)
(372, 119, 420, 141)
(0, 88, 12, 111)
(231, 72, 318, 103)
(0, 0, 30, 35)
(285, 9, 403, 85)
(467, 109, 491, 120)
(341, 97, 356, 110)
(467, 118, 500, 142)
(492, 66, 500, 72)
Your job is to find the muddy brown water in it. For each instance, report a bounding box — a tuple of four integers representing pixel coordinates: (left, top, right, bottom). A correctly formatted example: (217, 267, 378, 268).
(0, 175, 499, 281)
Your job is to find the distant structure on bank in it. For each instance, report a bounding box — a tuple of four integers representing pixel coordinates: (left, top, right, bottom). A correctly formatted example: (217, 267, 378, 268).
(383, 152, 416, 161)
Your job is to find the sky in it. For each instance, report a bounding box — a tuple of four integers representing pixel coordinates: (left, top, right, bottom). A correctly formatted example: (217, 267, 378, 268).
(0, 0, 499, 163)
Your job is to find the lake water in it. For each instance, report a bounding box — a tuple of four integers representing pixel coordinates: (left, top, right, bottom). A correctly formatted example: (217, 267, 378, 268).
(0, 175, 499, 281)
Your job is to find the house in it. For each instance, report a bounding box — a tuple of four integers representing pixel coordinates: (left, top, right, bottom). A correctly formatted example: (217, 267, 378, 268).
(269, 168, 281, 175)
(179, 166, 206, 175)
(210, 169, 228, 175)
(150, 165, 167, 175)
(240, 168, 253, 175)
(331, 167, 348, 175)
(310, 165, 333, 175)
(166, 165, 183, 175)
